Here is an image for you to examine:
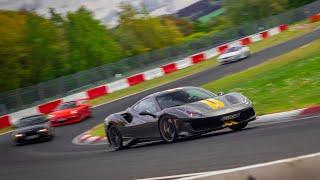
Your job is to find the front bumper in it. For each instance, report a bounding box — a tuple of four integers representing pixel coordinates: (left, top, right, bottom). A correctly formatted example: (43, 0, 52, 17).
(218, 56, 239, 64)
(50, 115, 81, 126)
(175, 107, 256, 136)
(14, 132, 52, 144)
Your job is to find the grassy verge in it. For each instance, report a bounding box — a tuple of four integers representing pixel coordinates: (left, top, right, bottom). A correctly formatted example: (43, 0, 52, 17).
(203, 39, 320, 115)
(0, 126, 12, 135)
(88, 21, 320, 137)
(89, 124, 105, 137)
(88, 21, 320, 107)
(249, 21, 320, 52)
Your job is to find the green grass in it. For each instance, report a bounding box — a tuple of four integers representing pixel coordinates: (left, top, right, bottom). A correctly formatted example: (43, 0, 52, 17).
(203, 39, 320, 115)
(248, 21, 320, 53)
(88, 21, 320, 137)
(0, 126, 12, 135)
(89, 124, 105, 137)
(88, 21, 320, 107)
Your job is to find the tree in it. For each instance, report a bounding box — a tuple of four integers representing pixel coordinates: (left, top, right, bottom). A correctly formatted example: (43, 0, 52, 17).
(224, 0, 288, 25)
(288, 0, 316, 8)
(49, 8, 64, 26)
(115, 3, 183, 56)
(24, 12, 67, 84)
(161, 15, 195, 35)
(0, 11, 28, 92)
(64, 7, 122, 72)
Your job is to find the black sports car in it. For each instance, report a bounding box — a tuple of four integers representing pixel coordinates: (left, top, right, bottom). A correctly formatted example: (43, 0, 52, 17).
(104, 87, 256, 150)
(12, 115, 54, 145)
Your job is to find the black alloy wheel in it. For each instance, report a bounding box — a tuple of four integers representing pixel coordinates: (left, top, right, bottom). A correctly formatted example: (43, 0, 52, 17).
(159, 116, 178, 143)
(229, 122, 248, 131)
(107, 126, 123, 150)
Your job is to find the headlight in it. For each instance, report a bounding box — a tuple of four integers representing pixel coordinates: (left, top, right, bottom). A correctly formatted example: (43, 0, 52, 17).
(242, 96, 251, 105)
(187, 111, 203, 118)
(38, 128, 48, 133)
(14, 134, 23, 137)
(48, 114, 55, 118)
(178, 109, 203, 118)
(70, 110, 78, 114)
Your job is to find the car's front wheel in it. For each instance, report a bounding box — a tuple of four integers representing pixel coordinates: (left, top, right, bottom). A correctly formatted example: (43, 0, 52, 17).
(107, 126, 123, 150)
(229, 122, 248, 131)
(159, 115, 178, 143)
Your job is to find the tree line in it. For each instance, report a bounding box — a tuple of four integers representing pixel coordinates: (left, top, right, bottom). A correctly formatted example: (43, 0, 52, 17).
(0, 0, 315, 93)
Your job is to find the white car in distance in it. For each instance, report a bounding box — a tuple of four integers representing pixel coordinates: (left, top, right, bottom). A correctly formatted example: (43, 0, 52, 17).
(217, 45, 250, 65)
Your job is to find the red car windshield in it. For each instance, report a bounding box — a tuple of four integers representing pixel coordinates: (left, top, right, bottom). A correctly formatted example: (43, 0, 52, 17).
(56, 102, 77, 110)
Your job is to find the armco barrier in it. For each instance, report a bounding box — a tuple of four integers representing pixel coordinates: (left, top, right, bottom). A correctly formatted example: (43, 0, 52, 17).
(38, 99, 62, 114)
(0, 24, 293, 127)
(260, 31, 269, 39)
(0, 115, 10, 129)
(87, 86, 108, 100)
(217, 44, 229, 54)
(240, 37, 251, 45)
(191, 54, 206, 64)
(127, 74, 145, 86)
(161, 63, 178, 74)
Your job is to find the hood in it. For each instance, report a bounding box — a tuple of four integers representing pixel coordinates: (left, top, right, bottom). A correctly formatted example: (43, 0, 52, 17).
(49, 108, 78, 117)
(218, 51, 240, 59)
(174, 93, 247, 115)
(13, 122, 50, 134)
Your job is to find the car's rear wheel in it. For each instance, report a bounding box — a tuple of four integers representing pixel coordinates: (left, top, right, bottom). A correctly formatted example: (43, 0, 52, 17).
(107, 126, 123, 150)
(159, 116, 178, 143)
(229, 122, 248, 131)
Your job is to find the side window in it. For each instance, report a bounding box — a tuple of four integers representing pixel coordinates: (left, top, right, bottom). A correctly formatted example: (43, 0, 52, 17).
(134, 98, 158, 114)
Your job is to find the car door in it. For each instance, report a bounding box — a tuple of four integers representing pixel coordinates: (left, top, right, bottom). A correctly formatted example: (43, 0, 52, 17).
(74, 102, 86, 119)
(130, 97, 161, 138)
(240, 46, 249, 58)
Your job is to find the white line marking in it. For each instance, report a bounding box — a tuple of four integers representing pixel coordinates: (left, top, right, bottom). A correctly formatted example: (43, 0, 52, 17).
(138, 152, 320, 180)
(136, 172, 210, 180)
(0, 130, 12, 136)
(178, 152, 320, 180)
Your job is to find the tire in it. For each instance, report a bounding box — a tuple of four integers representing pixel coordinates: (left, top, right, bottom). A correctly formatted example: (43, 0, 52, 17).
(47, 134, 54, 141)
(87, 109, 92, 118)
(229, 122, 248, 131)
(159, 115, 178, 143)
(107, 126, 123, 150)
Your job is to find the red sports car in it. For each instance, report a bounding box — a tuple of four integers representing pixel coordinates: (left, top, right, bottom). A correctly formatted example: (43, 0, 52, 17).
(48, 101, 91, 126)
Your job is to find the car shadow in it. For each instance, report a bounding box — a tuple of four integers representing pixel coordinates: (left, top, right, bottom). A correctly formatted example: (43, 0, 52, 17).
(109, 126, 258, 152)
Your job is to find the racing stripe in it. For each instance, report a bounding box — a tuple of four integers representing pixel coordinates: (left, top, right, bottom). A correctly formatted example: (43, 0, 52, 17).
(200, 99, 225, 110)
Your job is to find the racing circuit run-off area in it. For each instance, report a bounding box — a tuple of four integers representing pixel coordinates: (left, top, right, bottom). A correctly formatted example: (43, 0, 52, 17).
(1, 1, 320, 180)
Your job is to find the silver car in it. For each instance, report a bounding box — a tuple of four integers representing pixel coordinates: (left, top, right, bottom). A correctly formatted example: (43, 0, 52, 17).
(217, 45, 250, 65)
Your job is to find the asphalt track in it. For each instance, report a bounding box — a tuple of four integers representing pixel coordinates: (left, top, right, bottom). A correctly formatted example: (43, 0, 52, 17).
(0, 28, 320, 180)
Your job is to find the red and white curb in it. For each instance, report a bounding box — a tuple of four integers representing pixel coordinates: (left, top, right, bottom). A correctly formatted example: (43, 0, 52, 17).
(72, 131, 107, 145)
(73, 105, 320, 145)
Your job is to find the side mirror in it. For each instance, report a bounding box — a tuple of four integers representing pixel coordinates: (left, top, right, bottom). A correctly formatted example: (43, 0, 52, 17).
(217, 92, 224, 96)
(139, 111, 157, 118)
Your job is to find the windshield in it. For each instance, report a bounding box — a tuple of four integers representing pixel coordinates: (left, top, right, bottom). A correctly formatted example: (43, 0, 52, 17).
(16, 116, 48, 128)
(225, 46, 242, 53)
(56, 102, 77, 110)
(156, 88, 216, 109)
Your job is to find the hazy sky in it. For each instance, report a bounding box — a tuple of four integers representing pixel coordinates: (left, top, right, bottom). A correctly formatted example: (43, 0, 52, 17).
(0, 0, 200, 26)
